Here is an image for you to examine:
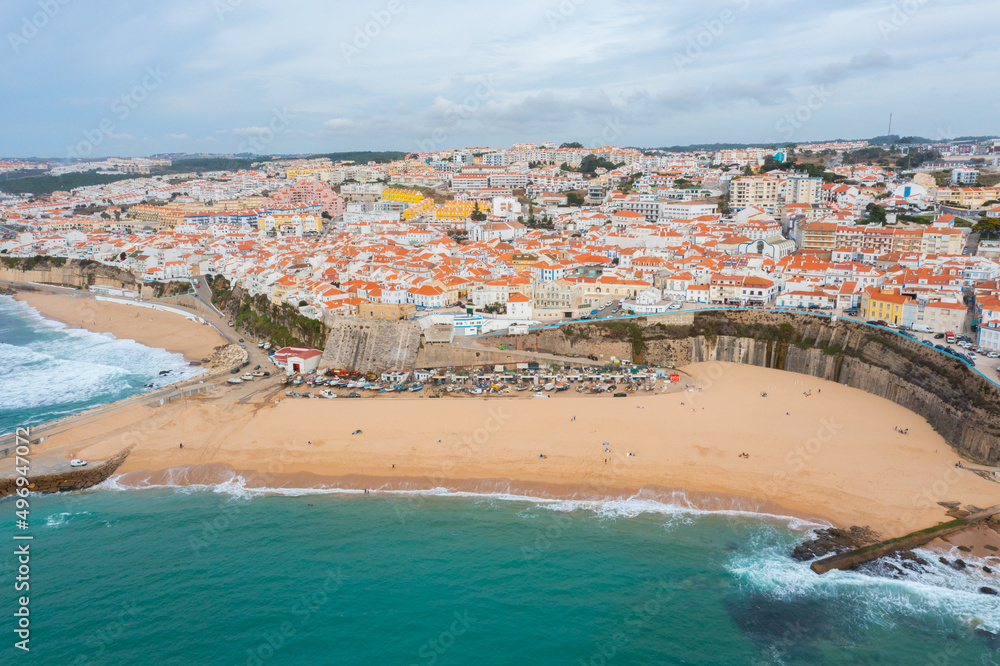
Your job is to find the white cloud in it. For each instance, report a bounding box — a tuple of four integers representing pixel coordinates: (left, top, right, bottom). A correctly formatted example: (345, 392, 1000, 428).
(322, 118, 355, 132)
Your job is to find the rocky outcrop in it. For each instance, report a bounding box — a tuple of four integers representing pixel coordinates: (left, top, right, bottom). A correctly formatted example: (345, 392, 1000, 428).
(0, 447, 132, 498)
(479, 310, 1000, 464)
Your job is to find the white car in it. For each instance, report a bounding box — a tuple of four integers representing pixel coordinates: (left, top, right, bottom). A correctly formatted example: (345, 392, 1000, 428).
(70, 459, 88, 467)
(987, 352, 999, 358)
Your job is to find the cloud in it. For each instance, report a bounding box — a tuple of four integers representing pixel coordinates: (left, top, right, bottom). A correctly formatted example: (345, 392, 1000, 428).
(810, 50, 896, 85)
(322, 118, 355, 132)
(165, 133, 189, 140)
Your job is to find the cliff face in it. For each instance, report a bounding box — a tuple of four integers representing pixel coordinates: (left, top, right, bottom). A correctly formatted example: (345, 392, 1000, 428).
(482, 311, 1000, 464)
(0, 257, 190, 299)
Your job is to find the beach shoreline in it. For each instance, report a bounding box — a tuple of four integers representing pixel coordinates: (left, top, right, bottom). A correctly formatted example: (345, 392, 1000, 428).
(9, 361, 997, 540)
(11, 290, 228, 363)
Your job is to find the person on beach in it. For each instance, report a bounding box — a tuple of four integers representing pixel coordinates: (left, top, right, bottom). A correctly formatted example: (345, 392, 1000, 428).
(179, 443, 183, 449)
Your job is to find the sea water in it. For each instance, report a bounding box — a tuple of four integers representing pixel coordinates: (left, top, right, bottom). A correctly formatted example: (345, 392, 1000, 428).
(0, 295, 203, 435)
(1, 486, 998, 665)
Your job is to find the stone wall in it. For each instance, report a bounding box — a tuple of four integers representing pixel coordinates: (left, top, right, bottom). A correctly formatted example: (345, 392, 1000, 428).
(0, 447, 132, 498)
(320, 316, 422, 373)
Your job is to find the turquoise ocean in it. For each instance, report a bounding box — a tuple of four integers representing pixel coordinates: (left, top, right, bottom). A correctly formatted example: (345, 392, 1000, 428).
(2, 297, 999, 665)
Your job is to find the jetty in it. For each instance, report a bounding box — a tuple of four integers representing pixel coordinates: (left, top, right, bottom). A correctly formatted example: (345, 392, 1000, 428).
(811, 504, 1000, 574)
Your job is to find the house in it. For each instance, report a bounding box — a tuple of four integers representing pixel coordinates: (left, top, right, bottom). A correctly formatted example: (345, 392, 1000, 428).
(273, 347, 323, 374)
(506, 292, 533, 318)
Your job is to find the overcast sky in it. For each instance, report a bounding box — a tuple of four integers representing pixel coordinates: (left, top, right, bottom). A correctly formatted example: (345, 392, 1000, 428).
(2, 0, 997, 158)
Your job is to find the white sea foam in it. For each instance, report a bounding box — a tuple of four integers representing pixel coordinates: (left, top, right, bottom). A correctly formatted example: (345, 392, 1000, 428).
(92, 470, 826, 532)
(44, 511, 93, 528)
(727, 538, 1000, 633)
(0, 296, 203, 430)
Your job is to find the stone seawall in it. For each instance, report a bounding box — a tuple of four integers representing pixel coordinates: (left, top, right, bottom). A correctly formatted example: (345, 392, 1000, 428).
(478, 310, 1000, 464)
(320, 316, 421, 374)
(0, 447, 133, 498)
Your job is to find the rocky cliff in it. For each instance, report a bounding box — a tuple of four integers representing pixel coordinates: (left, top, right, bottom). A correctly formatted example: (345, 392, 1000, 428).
(483, 310, 1000, 464)
(0, 257, 188, 299)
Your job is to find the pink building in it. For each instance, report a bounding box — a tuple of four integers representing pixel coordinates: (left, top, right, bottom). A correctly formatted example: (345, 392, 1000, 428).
(271, 181, 346, 218)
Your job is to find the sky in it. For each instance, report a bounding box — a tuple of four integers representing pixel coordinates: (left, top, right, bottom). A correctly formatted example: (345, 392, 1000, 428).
(1, 0, 998, 159)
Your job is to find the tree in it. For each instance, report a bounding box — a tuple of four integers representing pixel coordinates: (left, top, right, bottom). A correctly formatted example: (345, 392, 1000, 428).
(742, 165, 755, 176)
(973, 217, 1000, 239)
(566, 192, 585, 206)
(470, 203, 487, 222)
(863, 203, 887, 226)
(560, 142, 583, 149)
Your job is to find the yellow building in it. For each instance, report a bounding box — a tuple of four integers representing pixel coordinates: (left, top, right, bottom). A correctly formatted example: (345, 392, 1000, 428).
(381, 188, 425, 204)
(932, 187, 999, 208)
(435, 201, 490, 220)
(127, 204, 186, 229)
(861, 287, 911, 324)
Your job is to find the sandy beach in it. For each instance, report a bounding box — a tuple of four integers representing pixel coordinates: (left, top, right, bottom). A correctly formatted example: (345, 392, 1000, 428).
(17, 361, 999, 539)
(14, 291, 228, 362)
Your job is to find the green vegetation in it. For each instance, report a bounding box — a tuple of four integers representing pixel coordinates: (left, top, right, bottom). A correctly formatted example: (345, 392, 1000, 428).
(208, 275, 328, 349)
(579, 155, 625, 175)
(306, 151, 407, 164)
(157, 157, 259, 174)
(895, 214, 934, 225)
(559, 142, 583, 149)
(860, 203, 887, 226)
(0, 172, 138, 196)
(470, 203, 487, 222)
(566, 192, 585, 206)
(973, 217, 1000, 239)
(595, 320, 646, 357)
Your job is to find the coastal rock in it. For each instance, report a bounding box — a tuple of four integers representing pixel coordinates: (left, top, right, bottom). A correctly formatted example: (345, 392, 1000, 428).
(937, 501, 961, 509)
(981, 587, 998, 595)
(952, 559, 967, 570)
(792, 526, 880, 562)
(985, 545, 998, 552)
(946, 508, 972, 519)
(939, 556, 951, 566)
(958, 545, 972, 553)
(983, 566, 993, 574)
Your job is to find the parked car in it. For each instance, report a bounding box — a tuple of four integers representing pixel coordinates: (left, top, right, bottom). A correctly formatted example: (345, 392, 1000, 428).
(70, 459, 88, 467)
(933, 333, 945, 340)
(230, 368, 240, 374)
(348, 392, 361, 398)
